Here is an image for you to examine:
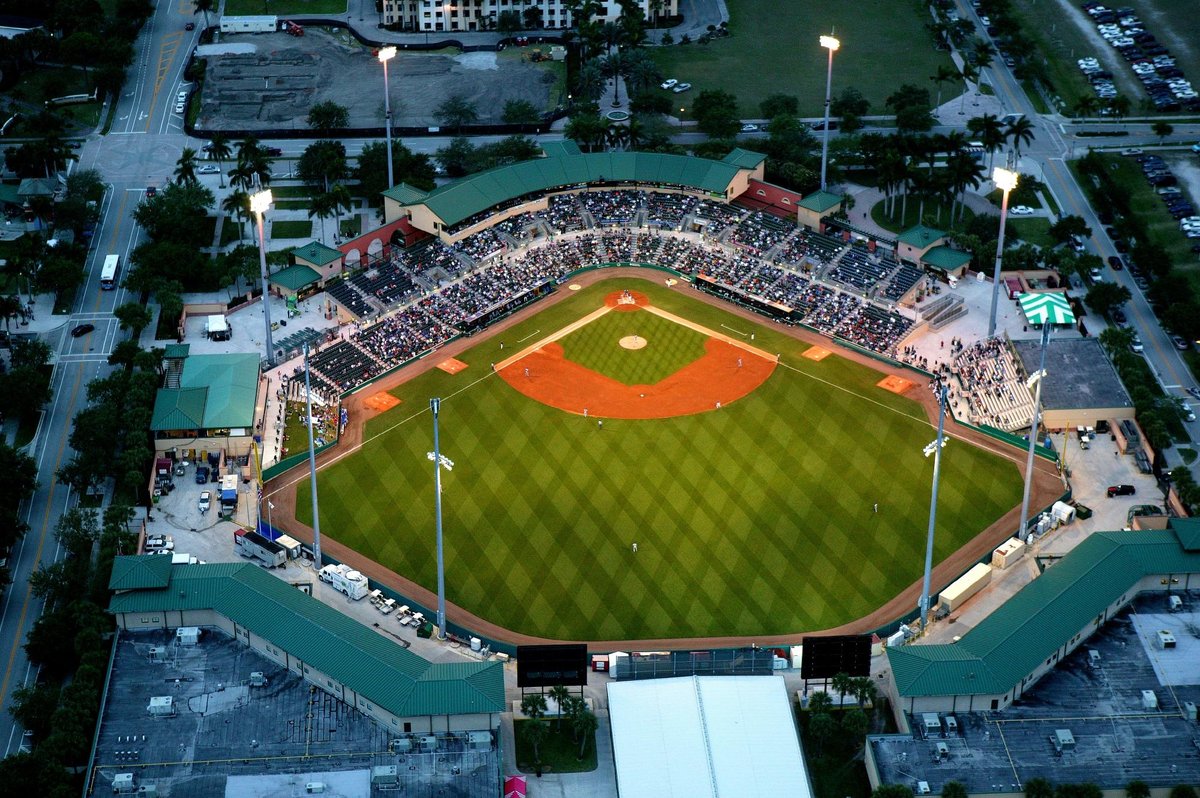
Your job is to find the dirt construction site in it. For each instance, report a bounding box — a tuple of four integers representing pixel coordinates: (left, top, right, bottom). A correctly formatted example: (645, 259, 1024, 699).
(196, 27, 561, 131)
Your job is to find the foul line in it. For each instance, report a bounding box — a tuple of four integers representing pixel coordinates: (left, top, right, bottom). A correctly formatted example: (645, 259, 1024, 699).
(720, 323, 749, 338)
(645, 306, 775, 361)
(494, 305, 612, 372)
(516, 328, 541, 343)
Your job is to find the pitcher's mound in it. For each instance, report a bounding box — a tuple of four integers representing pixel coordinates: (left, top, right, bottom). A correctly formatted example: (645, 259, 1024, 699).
(363, 392, 401, 412)
(619, 335, 648, 350)
(877, 375, 915, 394)
(802, 346, 832, 361)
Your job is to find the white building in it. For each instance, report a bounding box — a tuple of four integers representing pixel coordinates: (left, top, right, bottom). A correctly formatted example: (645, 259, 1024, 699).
(379, 0, 678, 33)
(607, 675, 811, 798)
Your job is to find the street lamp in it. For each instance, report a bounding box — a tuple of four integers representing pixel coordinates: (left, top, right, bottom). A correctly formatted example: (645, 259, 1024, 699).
(250, 189, 275, 366)
(303, 342, 323, 569)
(819, 33, 841, 192)
(428, 398, 453, 640)
(1017, 324, 1051, 541)
(679, 106, 685, 129)
(987, 166, 1019, 339)
(378, 46, 397, 190)
(918, 383, 950, 627)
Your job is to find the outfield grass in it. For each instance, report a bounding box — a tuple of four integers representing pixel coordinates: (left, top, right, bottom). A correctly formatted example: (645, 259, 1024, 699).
(650, 0, 958, 118)
(299, 277, 1022, 640)
(560, 309, 707, 385)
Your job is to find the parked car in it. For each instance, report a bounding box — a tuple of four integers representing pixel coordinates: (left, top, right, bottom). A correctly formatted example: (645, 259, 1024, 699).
(195, 465, 210, 484)
(660, 78, 678, 90)
(198, 165, 219, 174)
(1111, 307, 1126, 324)
(1180, 402, 1196, 422)
(199, 491, 211, 512)
(265, 146, 283, 156)
(185, 21, 195, 30)
(671, 83, 692, 93)
(145, 185, 157, 197)
(1171, 334, 1189, 350)
(174, 102, 186, 114)
(1130, 334, 1144, 354)
(1107, 484, 1137, 497)
(1009, 205, 1036, 215)
(740, 123, 759, 132)
(1107, 255, 1125, 270)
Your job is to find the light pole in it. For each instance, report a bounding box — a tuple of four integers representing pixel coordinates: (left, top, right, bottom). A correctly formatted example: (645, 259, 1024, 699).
(427, 398, 454, 640)
(819, 33, 840, 192)
(1017, 322, 1051, 541)
(251, 189, 275, 366)
(987, 167, 1019, 339)
(918, 383, 950, 627)
(304, 343, 323, 569)
(679, 107, 685, 129)
(378, 46, 397, 190)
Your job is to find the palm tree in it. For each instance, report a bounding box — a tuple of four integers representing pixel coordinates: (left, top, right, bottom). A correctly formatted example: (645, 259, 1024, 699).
(621, 49, 661, 97)
(1153, 120, 1174, 144)
(208, 133, 231, 188)
(193, 0, 213, 30)
(807, 690, 834, 713)
(970, 37, 996, 70)
(174, 147, 199, 185)
(327, 184, 352, 241)
(309, 192, 336, 243)
(605, 121, 629, 151)
(958, 62, 980, 112)
(601, 51, 624, 106)
(968, 113, 1006, 170)
(571, 708, 598, 760)
(878, 148, 907, 216)
(523, 717, 549, 773)
(1073, 95, 1099, 121)
(1005, 116, 1035, 164)
(548, 685, 571, 730)
(946, 149, 985, 223)
(222, 190, 250, 241)
(574, 61, 605, 105)
(930, 65, 958, 108)
(1106, 94, 1131, 123)
(520, 693, 548, 721)
(831, 672, 854, 709)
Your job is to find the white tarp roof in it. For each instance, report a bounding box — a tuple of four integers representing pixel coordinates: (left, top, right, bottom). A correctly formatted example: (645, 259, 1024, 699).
(607, 675, 810, 798)
(206, 314, 228, 331)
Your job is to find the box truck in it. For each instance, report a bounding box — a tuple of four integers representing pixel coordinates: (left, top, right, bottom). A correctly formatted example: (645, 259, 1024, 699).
(319, 563, 369, 600)
(234, 529, 286, 568)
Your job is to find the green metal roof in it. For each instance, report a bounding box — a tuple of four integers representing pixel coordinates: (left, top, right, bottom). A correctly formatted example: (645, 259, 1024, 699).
(722, 148, 767, 169)
(382, 183, 432, 205)
(920, 246, 972, 270)
(540, 140, 582, 158)
(108, 560, 504, 718)
(180, 353, 260, 429)
(888, 525, 1200, 698)
(395, 152, 742, 228)
(109, 554, 173, 591)
(797, 190, 842, 213)
(150, 387, 208, 431)
(271, 263, 322, 291)
(163, 343, 190, 360)
(896, 224, 945, 248)
(1173, 518, 1200, 551)
(0, 183, 20, 205)
(290, 241, 343, 267)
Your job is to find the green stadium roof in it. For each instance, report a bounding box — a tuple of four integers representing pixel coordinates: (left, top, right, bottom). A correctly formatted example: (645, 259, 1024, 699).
(920, 246, 972, 271)
(389, 152, 744, 228)
(888, 524, 1200, 698)
(1174, 517, 1200, 550)
(722, 148, 767, 169)
(108, 559, 504, 718)
(109, 553, 173, 591)
(797, 190, 842, 213)
(896, 224, 945, 248)
(163, 343, 190, 359)
(151, 353, 260, 431)
(271, 263, 321, 291)
(291, 241, 343, 267)
(540, 140, 582, 158)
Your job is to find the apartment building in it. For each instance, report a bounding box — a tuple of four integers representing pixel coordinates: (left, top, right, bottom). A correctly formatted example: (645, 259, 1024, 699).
(379, 0, 678, 33)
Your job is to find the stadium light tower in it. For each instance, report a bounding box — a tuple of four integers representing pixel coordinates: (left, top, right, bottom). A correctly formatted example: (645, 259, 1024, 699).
(1017, 322, 1052, 541)
(427, 398, 454, 640)
(250, 189, 275, 366)
(378, 46, 398, 190)
(918, 383, 950, 627)
(819, 33, 841, 192)
(304, 342, 323, 569)
(987, 167, 1019, 338)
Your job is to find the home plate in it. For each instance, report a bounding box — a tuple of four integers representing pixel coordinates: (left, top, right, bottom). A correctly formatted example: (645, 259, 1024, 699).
(877, 375, 915, 394)
(802, 346, 832, 361)
(437, 358, 469, 374)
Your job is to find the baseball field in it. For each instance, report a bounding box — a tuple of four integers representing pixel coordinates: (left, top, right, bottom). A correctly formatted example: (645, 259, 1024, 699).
(296, 277, 1023, 641)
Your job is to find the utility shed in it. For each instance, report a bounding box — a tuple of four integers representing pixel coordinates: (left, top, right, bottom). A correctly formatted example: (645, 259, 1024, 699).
(607, 675, 809, 798)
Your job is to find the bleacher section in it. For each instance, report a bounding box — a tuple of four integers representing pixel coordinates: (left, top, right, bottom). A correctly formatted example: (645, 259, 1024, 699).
(835, 304, 915, 353)
(350, 258, 417, 307)
(826, 246, 893, 293)
(578, 190, 644, 226)
(325, 278, 376, 319)
(883, 263, 924, 301)
(645, 193, 699, 229)
(692, 200, 745, 231)
(948, 339, 1036, 432)
(727, 211, 794, 256)
(545, 194, 584, 232)
(774, 229, 845, 267)
(308, 340, 382, 393)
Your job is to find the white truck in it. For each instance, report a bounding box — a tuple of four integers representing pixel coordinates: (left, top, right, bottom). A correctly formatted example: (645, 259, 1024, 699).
(234, 530, 286, 568)
(319, 564, 369, 600)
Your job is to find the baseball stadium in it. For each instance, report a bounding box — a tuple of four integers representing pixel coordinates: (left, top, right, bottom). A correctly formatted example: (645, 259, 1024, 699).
(267, 146, 1063, 647)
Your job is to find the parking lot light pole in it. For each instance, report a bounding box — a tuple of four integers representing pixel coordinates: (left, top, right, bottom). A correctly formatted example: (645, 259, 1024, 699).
(250, 189, 275, 367)
(378, 46, 397, 190)
(1017, 322, 1051, 541)
(918, 383, 950, 628)
(304, 343, 322, 569)
(819, 33, 840, 192)
(987, 167, 1019, 339)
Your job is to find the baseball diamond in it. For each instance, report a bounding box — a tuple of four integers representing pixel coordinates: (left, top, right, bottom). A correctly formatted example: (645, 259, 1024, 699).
(287, 276, 1031, 642)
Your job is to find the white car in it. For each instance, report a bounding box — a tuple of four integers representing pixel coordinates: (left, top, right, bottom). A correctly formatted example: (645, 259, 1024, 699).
(1009, 205, 1036, 216)
(740, 123, 760, 132)
(199, 491, 211, 512)
(660, 78, 678, 90)
(1181, 402, 1196, 422)
(177, 90, 188, 102)
(175, 101, 186, 114)
(198, 165, 219, 174)
(672, 82, 692, 93)
(1129, 335, 1144, 354)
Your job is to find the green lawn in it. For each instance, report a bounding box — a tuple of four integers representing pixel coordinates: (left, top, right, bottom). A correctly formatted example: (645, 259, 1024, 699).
(271, 220, 314, 239)
(1008, 217, 1053, 248)
(298, 277, 1022, 640)
(870, 196, 975, 233)
(514, 719, 597, 774)
(560, 309, 707, 385)
(650, 0, 959, 118)
(223, 0, 346, 14)
(1005, 0, 1102, 113)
